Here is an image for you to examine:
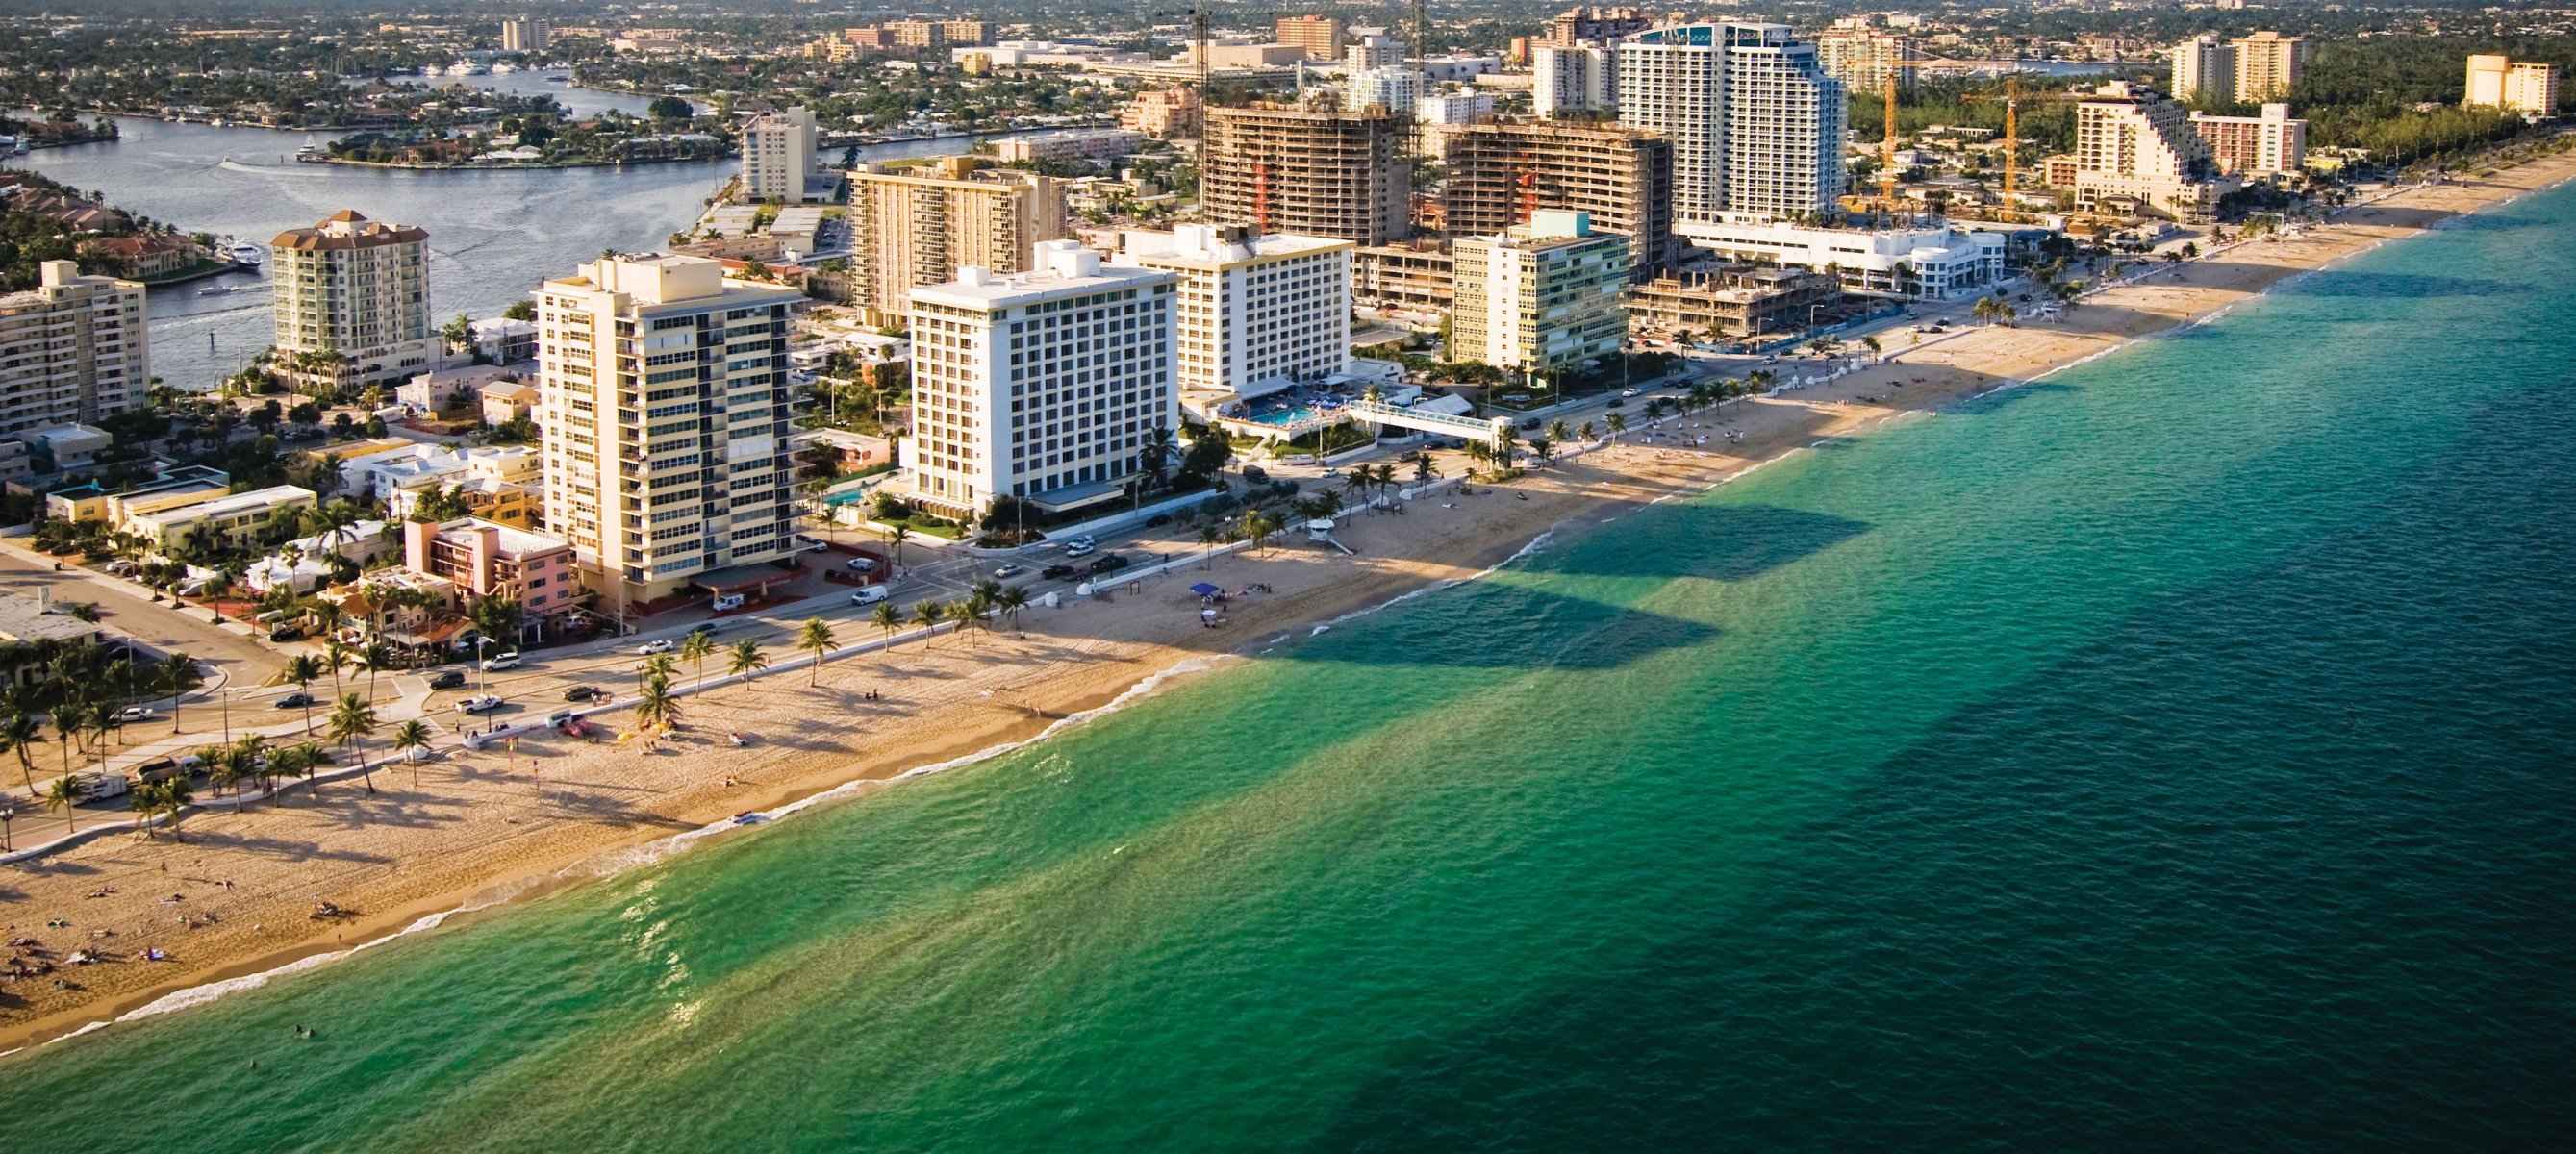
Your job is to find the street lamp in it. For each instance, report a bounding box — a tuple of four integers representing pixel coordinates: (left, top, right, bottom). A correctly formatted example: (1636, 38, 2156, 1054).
(2, 805, 13, 852)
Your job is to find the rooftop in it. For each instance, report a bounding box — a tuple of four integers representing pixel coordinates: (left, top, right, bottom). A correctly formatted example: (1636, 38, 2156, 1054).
(910, 240, 1173, 310)
(0, 590, 102, 644)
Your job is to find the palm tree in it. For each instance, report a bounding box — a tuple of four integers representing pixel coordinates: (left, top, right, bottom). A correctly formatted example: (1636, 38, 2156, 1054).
(633, 674, 680, 732)
(1242, 510, 1280, 555)
(871, 601, 903, 660)
(1528, 434, 1555, 469)
(888, 524, 911, 566)
(797, 617, 838, 686)
(321, 636, 352, 696)
(997, 585, 1031, 630)
(1198, 523, 1223, 567)
(266, 741, 311, 803)
(680, 630, 719, 693)
(208, 742, 250, 800)
(951, 597, 989, 643)
(1973, 295, 2002, 325)
(0, 708, 42, 798)
(283, 653, 326, 735)
(726, 639, 770, 690)
(1548, 418, 1573, 445)
(360, 641, 395, 701)
(1136, 422, 1177, 489)
(1492, 425, 1521, 471)
(912, 600, 945, 646)
(639, 652, 677, 693)
(392, 719, 432, 788)
(41, 773, 81, 834)
(1607, 412, 1628, 442)
(327, 692, 379, 795)
(157, 653, 202, 736)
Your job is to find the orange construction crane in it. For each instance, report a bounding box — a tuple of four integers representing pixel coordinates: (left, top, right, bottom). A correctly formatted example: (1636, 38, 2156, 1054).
(1880, 69, 1899, 210)
(1962, 78, 2087, 201)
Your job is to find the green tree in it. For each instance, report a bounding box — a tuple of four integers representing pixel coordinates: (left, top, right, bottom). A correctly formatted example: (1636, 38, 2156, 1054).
(726, 639, 770, 692)
(157, 653, 202, 737)
(392, 719, 433, 788)
(0, 705, 44, 798)
(283, 653, 326, 735)
(327, 692, 379, 795)
(797, 617, 838, 686)
(680, 630, 719, 693)
(911, 600, 945, 647)
(41, 772, 81, 834)
(871, 601, 903, 661)
(633, 674, 680, 732)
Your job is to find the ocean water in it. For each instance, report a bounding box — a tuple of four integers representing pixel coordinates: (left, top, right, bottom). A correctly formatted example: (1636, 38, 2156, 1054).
(6, 182, 2575, 1150)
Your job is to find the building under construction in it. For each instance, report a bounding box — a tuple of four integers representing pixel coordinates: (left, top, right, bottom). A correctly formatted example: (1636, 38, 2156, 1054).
(1439, 120, 1677, 281)
(1624, 266, 1844, 342)
(1200, 101, 1412, 247)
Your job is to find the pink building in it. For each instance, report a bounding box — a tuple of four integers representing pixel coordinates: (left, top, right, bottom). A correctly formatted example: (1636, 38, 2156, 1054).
(403, 518, 581, 618)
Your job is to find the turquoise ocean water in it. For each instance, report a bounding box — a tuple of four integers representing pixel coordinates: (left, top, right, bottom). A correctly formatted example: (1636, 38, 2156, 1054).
(6, 181, 2575, 1150)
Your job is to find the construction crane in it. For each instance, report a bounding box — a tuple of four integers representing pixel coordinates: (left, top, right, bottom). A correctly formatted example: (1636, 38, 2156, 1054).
(1146, 2, 1217, 107)
(1880, 68, 1899, 211)
(1961, 77, 2088, 202)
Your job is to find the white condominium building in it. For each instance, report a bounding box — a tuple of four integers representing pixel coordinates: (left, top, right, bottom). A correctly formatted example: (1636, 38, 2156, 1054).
(0, 261, 147, 436)
(1619, 23, 1847, 229)
(2192, 103, 2308, 177)
(904, 242, 1176, 519)
(2169, 35, 2236, 102)
(2465, 55, 2560, 117)
(1112, 224, 1352, 400)
(1451, 210, 1629, 373)
(2230, 31, 2308, 102)
(1348, 34, 1408, 70)
(742, 107, 822, 203)
(2074, 82, 2230, 221)
(501, 16, 550, 54)
(270, 210, 435, 389)
(1534, 44, 1616, 119)
(536, 254, 803, 606)
(1343, 67, 1424, 114)
(1684, 219, 2005, 300)
(846, 159, 1069, 327)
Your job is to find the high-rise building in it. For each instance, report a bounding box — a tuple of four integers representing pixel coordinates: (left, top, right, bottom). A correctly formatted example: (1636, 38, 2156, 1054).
(269, 210, 435, 389)
(742, 107, 820, 203)
(1122, 87, 1201, 138)
(1618, 23, 1847, 229)
(941, 20, 991, 47)
(1275, 14, 1346, 61)
(2073, 81, 2229, 221)
(1541, 6, 1654, 48)
(2192, 103, 2308, 177)
(1343, 67, 1424, 114)
(886, 20, 944, 48)
(501, 16, 550, 54)
(1200, 102, 1412, 246)
(1417, 92, 1498, 126)
(0, 261, 147, 435)
(1348, 35, 1408, 70)
(2169, 34, 2236, 102)
(1111, 224, 1352, 400)
(1816, 19, 1919, 94)
(2465, 55, 2561, 117)
(2230, 31, 2309, 101)
(1451, 210, 1629, 372)
(1439, 120, 1676, 278)
(901, 241, 1176, 519)
(535, 254, 802, 606)
(845, 159, 1069, 327)
(1533, 44, 1617, 119)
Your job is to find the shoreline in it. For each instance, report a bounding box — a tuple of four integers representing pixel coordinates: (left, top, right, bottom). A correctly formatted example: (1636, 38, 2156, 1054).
(6, 149, 2574, 1057)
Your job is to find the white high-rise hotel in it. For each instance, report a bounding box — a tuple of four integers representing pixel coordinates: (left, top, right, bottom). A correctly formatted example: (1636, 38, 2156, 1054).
(903, 241, 1176, 519)
(537, 254, 802, 605)
(1617, 23, 1846, 230)
(1112, 224, 1352, 400)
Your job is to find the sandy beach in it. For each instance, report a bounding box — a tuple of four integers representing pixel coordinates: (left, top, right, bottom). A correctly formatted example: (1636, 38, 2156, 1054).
(7, 149, 2573, 1052)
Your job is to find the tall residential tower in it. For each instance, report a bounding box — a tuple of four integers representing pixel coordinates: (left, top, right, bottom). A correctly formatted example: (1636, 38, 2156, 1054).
(269, 210, 435, 389)
(1617, 23, 1846, 229)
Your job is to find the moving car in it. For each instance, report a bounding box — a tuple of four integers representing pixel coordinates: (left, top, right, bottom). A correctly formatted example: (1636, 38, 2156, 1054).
(274, 692, 316, 710)
(564, 686, 604, 702)
(1065, 542, 1098, 558)
(993, 564, 1024, 579)
(461, 694, 506, 714)
(1088, 554, 1130, 576)
(638, 639, 676, 655)
(114, 706, 156, 722)
(427, 670, 467, 690)
(689, 622, 720, 638)
(480, 653, 523, 671)
(1041, 564, 1078, 581)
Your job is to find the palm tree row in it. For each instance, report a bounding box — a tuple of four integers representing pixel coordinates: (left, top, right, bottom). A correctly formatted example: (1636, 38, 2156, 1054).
(0, 643, 207, 799)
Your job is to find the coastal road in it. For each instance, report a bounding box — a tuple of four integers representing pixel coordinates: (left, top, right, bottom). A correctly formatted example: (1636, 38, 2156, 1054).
(0, 544, 282, 680)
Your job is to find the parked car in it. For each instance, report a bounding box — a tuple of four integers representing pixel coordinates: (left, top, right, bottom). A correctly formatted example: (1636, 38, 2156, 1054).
(993, 564, 1024, 579)
(114, 706, 156, 722)
(1089, 554, 1130, 576)
(796, 535, 830, 552)
(1041, 564, 1078, 581)
(461, 694, 506, 714)
(274, 692, 316, 710)
(638, 639, 676, 655)
(845, 557, 878, 573)
(480, 653, 523, 672)
(427, 670, 467, 690)
(268, 626, 306, 642)
(848, 585, 890, 607)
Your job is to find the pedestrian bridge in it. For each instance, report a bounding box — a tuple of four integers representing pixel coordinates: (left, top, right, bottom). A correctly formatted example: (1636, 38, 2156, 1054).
(1345, 400, 1512, 447)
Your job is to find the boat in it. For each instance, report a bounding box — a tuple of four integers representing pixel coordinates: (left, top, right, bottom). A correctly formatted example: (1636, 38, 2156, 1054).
(492, 62, 518, 74)
(198, 286, 223, 296)
(226, 241, 265, 266)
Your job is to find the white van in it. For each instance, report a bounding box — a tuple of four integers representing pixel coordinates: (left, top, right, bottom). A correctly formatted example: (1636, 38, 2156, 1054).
(711, 592, 745, 612)
(848, 585, 890, 606)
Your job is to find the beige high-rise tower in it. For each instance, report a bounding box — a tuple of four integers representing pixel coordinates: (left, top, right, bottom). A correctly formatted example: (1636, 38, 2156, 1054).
(2170, 34, 2236, 102)
(2230, 31, 2309, 101)
(844, 159, 1068, 327)
(269, 210, 435, 390)
(535, 254, 803, 607)
(0, 261, 148, 434)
